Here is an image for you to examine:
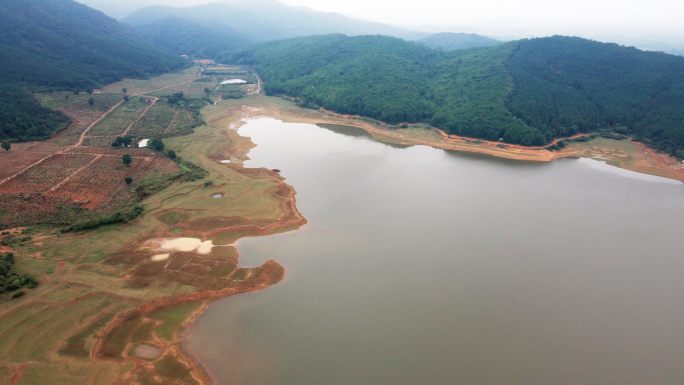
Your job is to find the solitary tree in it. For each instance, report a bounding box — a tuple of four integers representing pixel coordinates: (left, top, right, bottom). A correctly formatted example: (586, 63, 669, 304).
(88, 97, 95, 106)
(204, 87, 211, 94)
(1, 142, 10, 151)
(124, 177, 133, 185)
(122, 88, 127, 94)
(122, 154, 132, 167)
(123, 95, 129, 102)
(167, 149, 176, 159)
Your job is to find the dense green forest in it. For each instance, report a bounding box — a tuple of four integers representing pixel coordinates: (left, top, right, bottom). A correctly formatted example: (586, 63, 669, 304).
(218, 34, 541, 144)
(505, 36, 684, 156)
(0, 86, 70, 142)
(219, 34, 684, 155)
(0, 0, 187, 142)
(420, 32, 502, 51)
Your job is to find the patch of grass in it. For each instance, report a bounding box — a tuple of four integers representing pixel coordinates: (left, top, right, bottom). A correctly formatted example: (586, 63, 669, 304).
(157, 211, 190, 225)
(150, 303, 201, 341)
(130, 321, 155, 344)
(154, 355, 198, 384)
(60, 312, 117, 358)
(100, 315, 143, 360)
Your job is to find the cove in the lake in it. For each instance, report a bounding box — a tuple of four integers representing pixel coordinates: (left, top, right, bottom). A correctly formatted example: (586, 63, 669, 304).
(183, 118, 684, 385)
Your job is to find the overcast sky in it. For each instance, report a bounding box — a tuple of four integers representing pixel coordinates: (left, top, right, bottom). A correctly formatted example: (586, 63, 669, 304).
(79, 0, 684, 38)
(280, 0, 684, 33)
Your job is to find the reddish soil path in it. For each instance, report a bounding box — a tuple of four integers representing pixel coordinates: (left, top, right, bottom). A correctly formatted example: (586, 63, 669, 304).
(74, 99, 124, 147)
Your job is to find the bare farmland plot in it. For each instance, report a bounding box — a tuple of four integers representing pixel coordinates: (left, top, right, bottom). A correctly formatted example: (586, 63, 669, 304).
(0, 154, 96, 194)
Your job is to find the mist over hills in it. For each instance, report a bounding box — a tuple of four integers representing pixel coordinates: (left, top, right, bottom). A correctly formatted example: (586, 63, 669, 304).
(134, 16, 253, 57)
(419, 33, 502, 51)
(122, 0, 422, 42)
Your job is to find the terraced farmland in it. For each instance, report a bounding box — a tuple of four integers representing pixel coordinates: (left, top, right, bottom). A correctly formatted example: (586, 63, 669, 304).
(128, 103, 201, 138)
(0, 154, 97, 194)
(88, 98, 150, 137)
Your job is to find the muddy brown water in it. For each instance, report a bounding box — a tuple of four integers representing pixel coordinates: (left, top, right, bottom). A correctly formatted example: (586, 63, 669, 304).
(183, 118, 684, 385)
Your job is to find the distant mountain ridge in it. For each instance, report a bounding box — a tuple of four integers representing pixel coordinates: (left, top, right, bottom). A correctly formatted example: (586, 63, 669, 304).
(122, 0, 424, 43)
(420, 32, 502, 50)
(219, 34, 684, 157)
(133, 16, 253, 57)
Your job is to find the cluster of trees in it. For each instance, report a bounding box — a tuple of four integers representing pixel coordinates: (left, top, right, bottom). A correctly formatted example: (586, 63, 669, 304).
(112, 135, 134, 147)
(167, 92, 184, 104)
(0, 252, 37, 299)
(0, 85, 71, 142)
(220, 34, 684, 155)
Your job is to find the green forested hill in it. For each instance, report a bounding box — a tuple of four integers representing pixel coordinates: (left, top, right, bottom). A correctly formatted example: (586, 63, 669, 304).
(0, 0, 185, 91)
(420, 33, 502, 51)
(219, 34, 684, 155)
(505, 36, 684, 155)
(0, 0, 186, 142)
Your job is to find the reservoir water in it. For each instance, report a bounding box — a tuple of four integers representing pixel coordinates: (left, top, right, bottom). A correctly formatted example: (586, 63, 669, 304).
(183, 118, 684, 385)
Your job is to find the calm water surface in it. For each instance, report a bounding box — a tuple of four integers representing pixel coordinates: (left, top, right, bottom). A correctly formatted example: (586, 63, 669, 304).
(183, 118, 684, 385)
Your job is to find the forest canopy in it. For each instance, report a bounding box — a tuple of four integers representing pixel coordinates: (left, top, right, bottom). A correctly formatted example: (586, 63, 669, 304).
(219, 34, 684, 156)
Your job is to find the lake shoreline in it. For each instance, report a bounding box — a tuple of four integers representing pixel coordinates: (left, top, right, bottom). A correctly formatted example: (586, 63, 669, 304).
(255, 96, 684, 181)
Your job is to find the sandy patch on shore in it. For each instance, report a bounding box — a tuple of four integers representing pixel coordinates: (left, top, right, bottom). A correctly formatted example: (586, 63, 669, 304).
(151, 253, 170, 261)
(149, 238, 215, 254)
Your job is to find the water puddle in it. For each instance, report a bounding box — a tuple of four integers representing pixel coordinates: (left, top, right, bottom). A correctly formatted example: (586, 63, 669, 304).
(134, 344, 162, 359)
(212, 194, 223, 199)
(138, 138, 149, 147)
(221, 79, 247, 85)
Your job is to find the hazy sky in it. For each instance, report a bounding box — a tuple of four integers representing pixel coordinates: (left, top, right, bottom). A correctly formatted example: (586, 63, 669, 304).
(79, 0, 684, 38)
(280, 0, 683, 32)
(285, 0, 681, 29)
